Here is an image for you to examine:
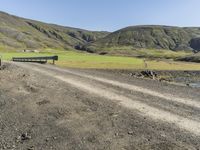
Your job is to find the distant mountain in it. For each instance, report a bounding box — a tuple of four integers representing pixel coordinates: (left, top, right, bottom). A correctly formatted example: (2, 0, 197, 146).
(85, 25, 200, 53)
(1, 11, 200, 57)
(0, 11, 109, 50)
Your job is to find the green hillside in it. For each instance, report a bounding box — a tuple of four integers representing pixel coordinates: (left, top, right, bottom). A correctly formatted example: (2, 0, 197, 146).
(177, 53, 200, 63)
(0, 11, 109, 51)
(85, 25, 200, 54)
(1, 11, 200, 60)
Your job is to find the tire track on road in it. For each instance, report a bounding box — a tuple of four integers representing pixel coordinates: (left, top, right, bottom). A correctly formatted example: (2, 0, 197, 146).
(13, 62, 200, 136)
(34, 63, 200, 109)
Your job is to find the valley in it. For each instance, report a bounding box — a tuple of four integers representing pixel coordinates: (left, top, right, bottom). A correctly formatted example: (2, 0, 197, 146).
(0, 9, 200, 150)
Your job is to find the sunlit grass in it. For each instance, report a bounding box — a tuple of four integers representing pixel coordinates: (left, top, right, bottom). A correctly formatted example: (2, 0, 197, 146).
(1, 50, 200, 70)
(146, 60, 200, 70)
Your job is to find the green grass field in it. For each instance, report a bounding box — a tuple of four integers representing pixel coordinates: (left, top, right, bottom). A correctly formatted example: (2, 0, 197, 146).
(1, 50, 200, 70)
(91, 46, 191, 58)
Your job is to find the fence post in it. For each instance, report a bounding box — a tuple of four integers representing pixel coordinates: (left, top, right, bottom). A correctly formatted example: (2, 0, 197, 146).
(0, 55, 2, 67)
(143, 59, 148, 69)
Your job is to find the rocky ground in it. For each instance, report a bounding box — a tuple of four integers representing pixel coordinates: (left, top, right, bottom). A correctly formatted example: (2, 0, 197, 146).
(0, 62, 200, 150)
(84, 69, 200, 87)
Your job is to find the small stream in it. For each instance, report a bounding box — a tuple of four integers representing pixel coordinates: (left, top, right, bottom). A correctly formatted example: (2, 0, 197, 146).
(189, 82, 200, 88)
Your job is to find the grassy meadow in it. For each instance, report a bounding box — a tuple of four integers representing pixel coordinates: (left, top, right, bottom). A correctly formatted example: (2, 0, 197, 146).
(1, 50, 200, 70)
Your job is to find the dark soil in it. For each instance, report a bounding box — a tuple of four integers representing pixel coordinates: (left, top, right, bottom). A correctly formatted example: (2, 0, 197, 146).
(84, 69, 200, 88)
(0, 63, 200, 150)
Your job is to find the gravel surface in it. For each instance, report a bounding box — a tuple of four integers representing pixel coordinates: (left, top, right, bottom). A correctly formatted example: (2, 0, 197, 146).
(0, 62, 200, 150)
(76, 69, 200, 87)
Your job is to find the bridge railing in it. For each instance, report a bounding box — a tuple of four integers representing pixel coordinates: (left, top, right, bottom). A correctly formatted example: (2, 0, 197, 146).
(12, 55, 58, 64)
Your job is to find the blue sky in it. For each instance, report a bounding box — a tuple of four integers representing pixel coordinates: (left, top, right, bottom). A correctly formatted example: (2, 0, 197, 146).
(0, 0, 200, 31)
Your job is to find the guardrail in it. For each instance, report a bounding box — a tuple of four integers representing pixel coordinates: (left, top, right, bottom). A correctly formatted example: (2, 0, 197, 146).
(12, 55, 58, 64)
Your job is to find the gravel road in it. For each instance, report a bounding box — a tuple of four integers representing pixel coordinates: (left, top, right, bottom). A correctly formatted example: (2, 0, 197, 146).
(0, 62, 200, 150)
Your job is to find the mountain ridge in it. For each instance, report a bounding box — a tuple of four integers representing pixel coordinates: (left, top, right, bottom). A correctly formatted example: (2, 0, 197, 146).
(85, 25, 200, 53)
(0, 11, 109, 51)
(1, 11, 200, 55)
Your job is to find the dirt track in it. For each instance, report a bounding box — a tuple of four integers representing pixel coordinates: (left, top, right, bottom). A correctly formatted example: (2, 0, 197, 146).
(0, 62, 200, 150)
